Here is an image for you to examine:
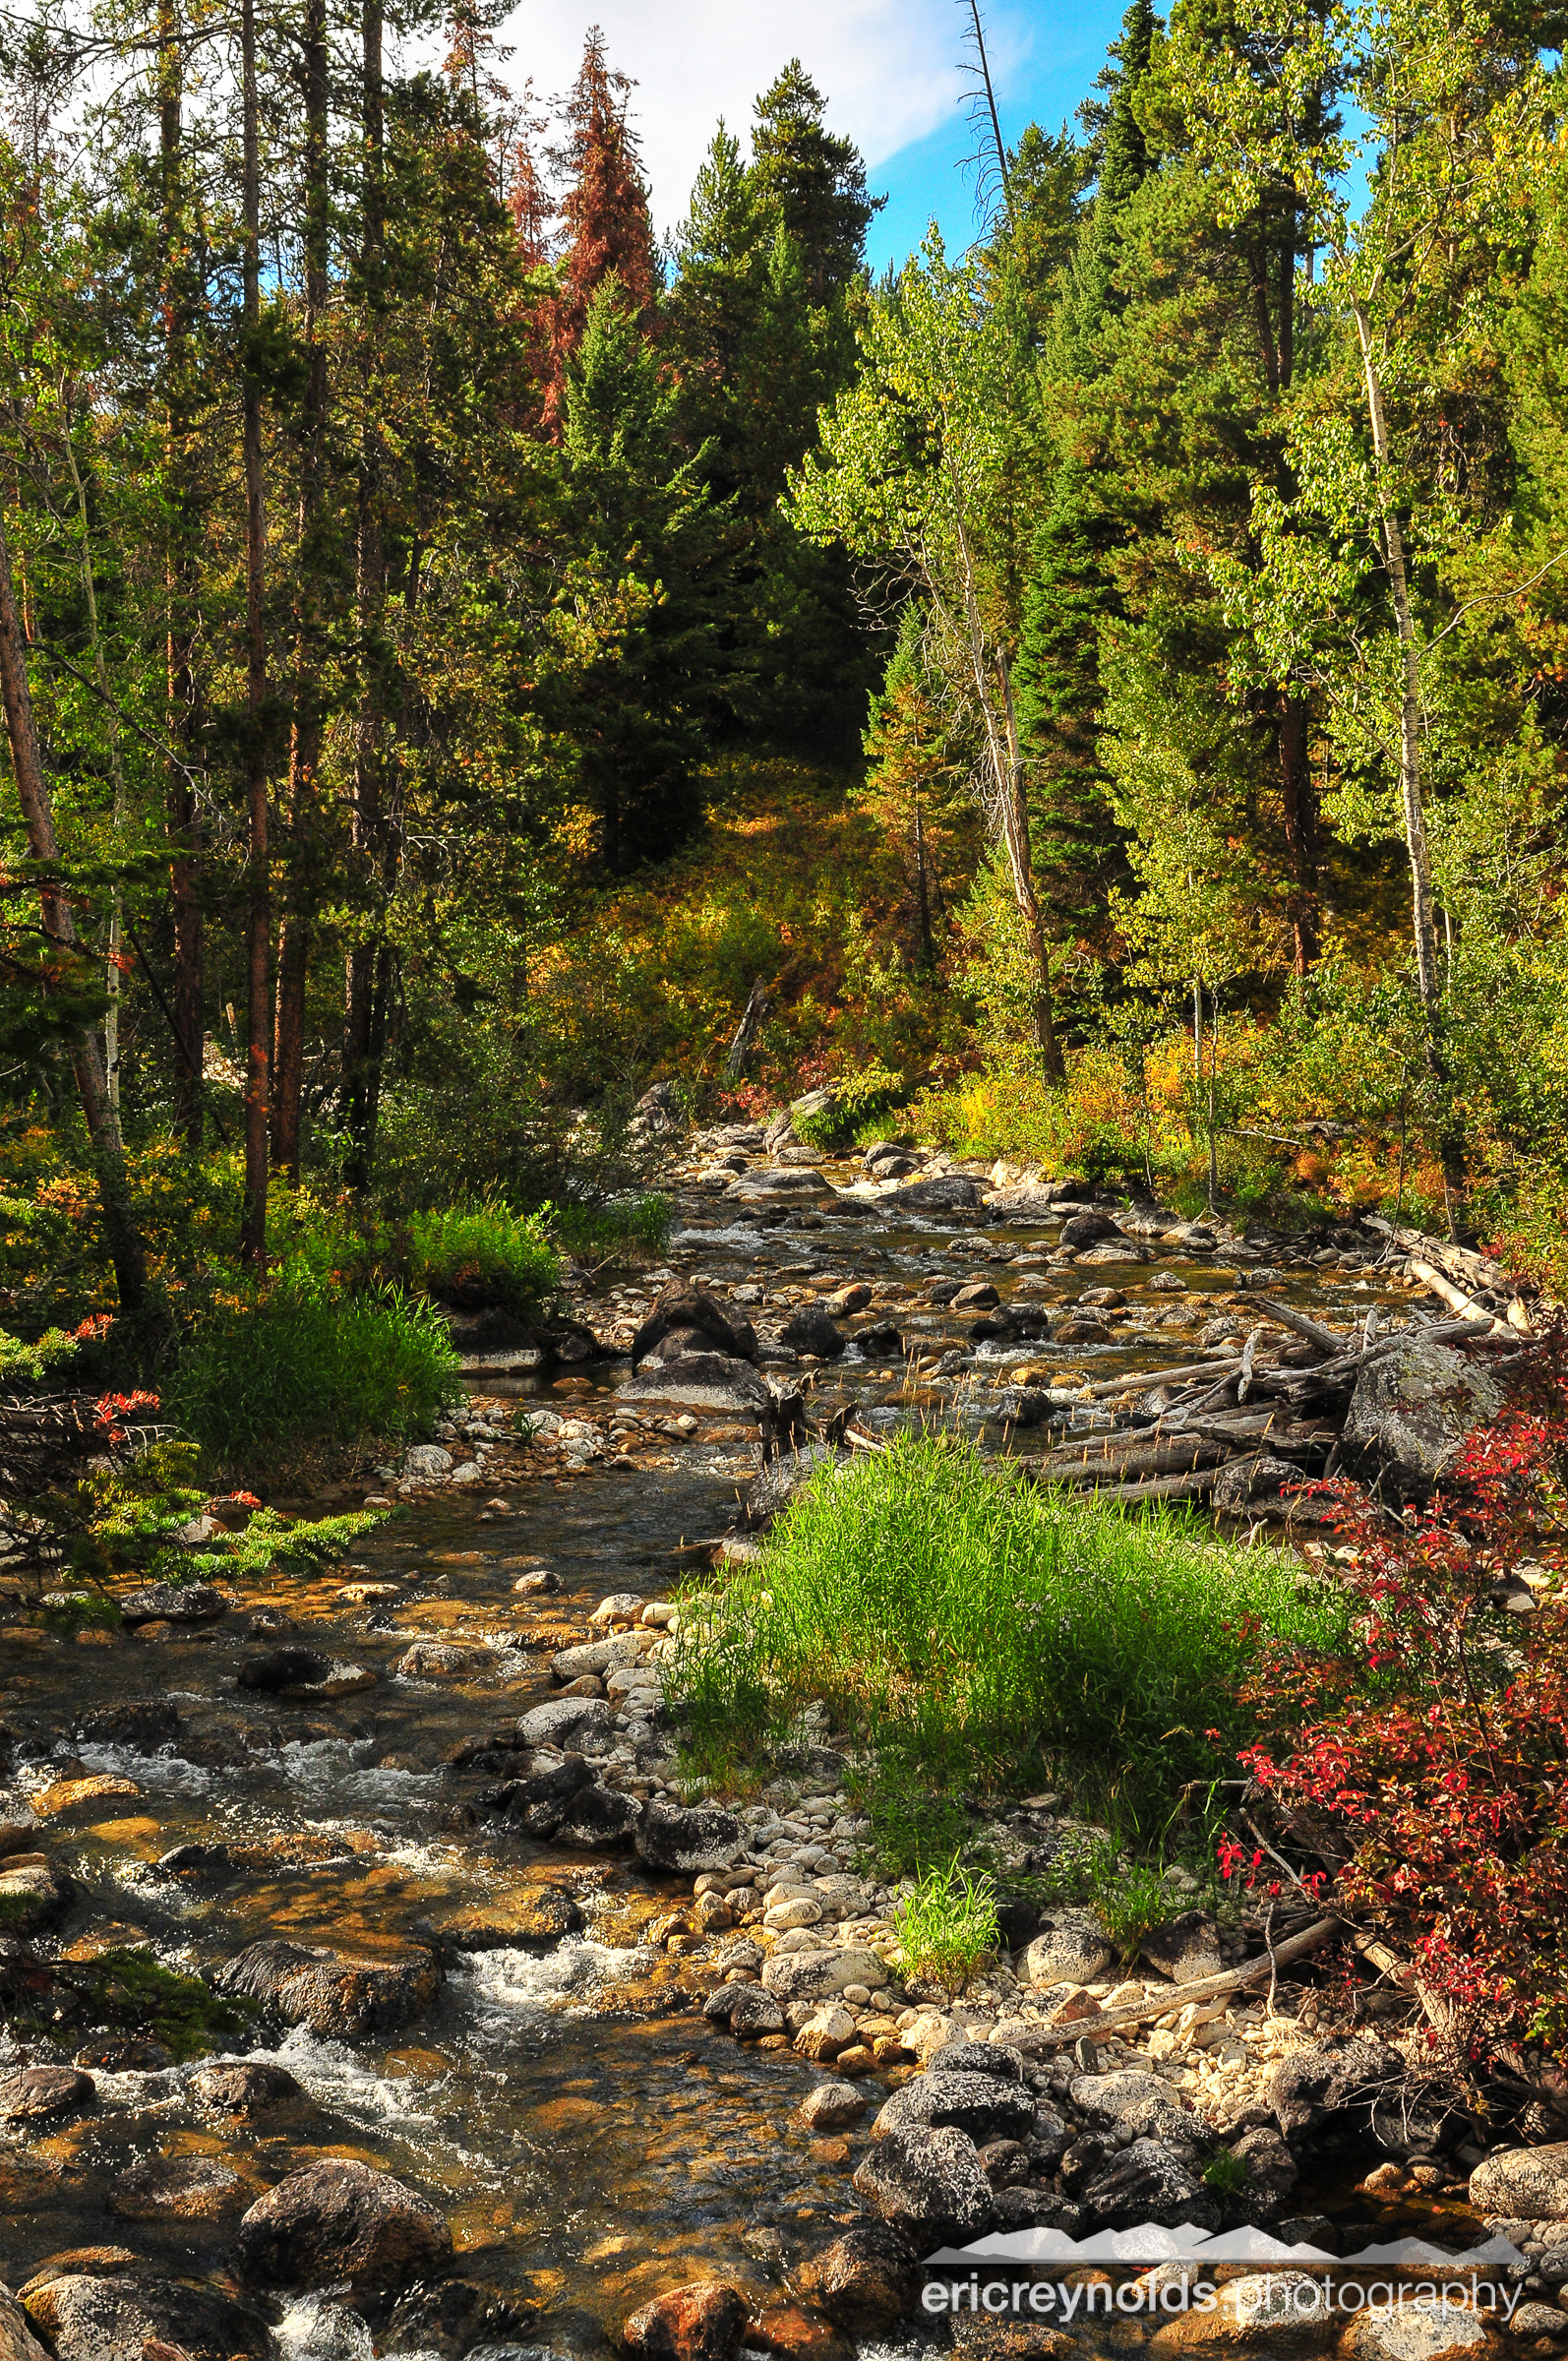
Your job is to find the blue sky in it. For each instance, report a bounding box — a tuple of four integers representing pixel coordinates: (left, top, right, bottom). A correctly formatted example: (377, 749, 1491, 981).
(496, 0, 1132, 269)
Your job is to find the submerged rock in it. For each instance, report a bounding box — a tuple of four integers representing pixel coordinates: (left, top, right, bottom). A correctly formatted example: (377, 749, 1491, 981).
(621, 2282, 751, 2361)
(795, 2227, 919, 2332)
(23, 2275, 271, 2361)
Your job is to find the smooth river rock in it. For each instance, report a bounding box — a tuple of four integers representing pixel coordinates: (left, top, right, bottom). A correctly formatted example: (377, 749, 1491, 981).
(215, 1937, 442, 2035)
(234, 2156, 452, 2292)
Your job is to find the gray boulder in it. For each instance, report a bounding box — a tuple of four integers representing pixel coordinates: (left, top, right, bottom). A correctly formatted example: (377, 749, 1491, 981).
(1469, 2141, 1568, 2219)
(1023, 1910, 1114, 1987)
(1344, 1336, 1502, 1501)
(781, 1304, 846, 1360)
(622, 1356, 774, 1415)
(702, 1984, 784, 2035)
(635, 1797, 742, 1872)
(1059, 1211, 1120, 1247)
(872, 2070, 1036, 2146)
(1068, 2069, 1198, 2149)
(891, 1176, 980, 1212)
(215, 1938, 441, 2035)
(852, 2125, 994, 2247)
(516, 1697, 616, 1749)
(934, 2040, 1024, 2082)
(22, 2276, 271, 2361)
(1078, 2136, 1220, 2232)
(1227, 2123, 1299, 2217)
(761, 1946, 886, 2002)
(1266, 2038, 1403, 2139)
(554, 1786, 643, 1848)
(118, 1581, 229, 1626)
(1140, 1909, 1226, 1984)
(1212, 1455, 1302, 1511)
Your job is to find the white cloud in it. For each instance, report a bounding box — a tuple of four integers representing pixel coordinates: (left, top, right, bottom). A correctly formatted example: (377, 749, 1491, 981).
(491, 0, 1018, 235)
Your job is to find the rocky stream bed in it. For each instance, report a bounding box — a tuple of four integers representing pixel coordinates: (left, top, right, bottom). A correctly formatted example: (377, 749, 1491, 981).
(1, 1115, 1564, 2361)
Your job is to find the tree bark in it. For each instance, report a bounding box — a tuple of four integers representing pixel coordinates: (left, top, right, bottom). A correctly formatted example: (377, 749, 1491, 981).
(943, 458, 1064, 1081)
(161, 0, 204, 1152)
(0, 507, 148, 1311)
(239, 0, 271, 1267)
(271, 0, 331, 1184)
(342, 0, 387, 1194)
(1277, 693, 1318, 975)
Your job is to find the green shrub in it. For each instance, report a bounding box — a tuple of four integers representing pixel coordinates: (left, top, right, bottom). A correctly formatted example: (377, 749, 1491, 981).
(670, 1434, 1343, 1841)
(1202, 2147, 1250, 2197)
(169, 1279, 460, 1477)
(893, 1855, 1000, 1995)
(547, 1191, 672, 1263)
(794, 1064, 907, 1149)
(405, 1199, 560, 1320)
(59, 1949, 255, 2061)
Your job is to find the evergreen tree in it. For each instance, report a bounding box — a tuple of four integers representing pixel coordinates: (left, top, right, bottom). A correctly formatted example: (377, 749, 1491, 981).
(750, 61, 882, 306)
(541, 29, 657, 430)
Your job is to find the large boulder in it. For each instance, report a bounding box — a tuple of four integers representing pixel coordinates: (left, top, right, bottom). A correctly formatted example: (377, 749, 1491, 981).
(0, 2068, 94, 2126)
(22, 2276, 271, 2361)
(1023, 1911, 1114, 1987)
(118, 1581, 229, 1626)
(795, 2227, 920, 2332)
(554, 1785, 642, 1848)
(1339, 2303, 1488, 2359)
(214, 1938, 442, 2036)
(872, 2071, 1036, 2146)
(1058, 1211, 1120, 1247)
(1068, 2070, 1198, 2150)
(761, 1947, 887, 2003)
(636, 1798, 742, 1873)
(633, 1283, 756, 1370)
(1468, 2140, 1568, 2218)
(1343, 1337, 1502, 1502)
(1140, 1910, 1226, 1984)
(621, 2282, 750, 2361)
(77, 1700, 179, 1752)
(781, 1305, 846, 1361)
(1078, 2138, 1220, 2233)
(1264, 2038, 1403, 2140)
(702, 1984, 784, 2036)
(852, 2126, 994, 2248)
(478, 1753, 596, 1837)
(234, 2157, 452, 2292)
(516, 1697, 616, 1749)
(621, 1357, 774, 1416)
(0, 2287, 47, 2361)
(890, 1176, 980, 1213)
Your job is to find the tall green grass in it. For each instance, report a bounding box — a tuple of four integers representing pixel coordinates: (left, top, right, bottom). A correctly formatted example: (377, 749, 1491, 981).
(405, 1200, 561, 1319)
(170, 1279, 460, 1477)
(669, 1434, 1343, 1842)
(546, 1191, 672, 1262)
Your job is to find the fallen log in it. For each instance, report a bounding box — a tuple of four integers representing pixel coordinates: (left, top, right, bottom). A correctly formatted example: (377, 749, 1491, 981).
(1036, 1440, 1231, 1485)
(1407, 1257, 1515, 1338)
(1252, 1298, 1354, 1356)
(1034, 1913, 1345, 2045)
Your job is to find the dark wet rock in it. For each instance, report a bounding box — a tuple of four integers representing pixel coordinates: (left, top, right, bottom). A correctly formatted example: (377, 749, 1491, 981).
(742, 1445, 833, 1529)
(1058, 1212, 1120, 1248)
(953, 1281, 1000, 1309)
(748, 2302, 853, 2361)
(1051, 1313, 1112, 1346)
(976, 2139, 1031, 2188)
(72, 2036, 173, 2072)
(702, 1984, 784, 2035)
(970, 1306, 1051, 1345)
(235, 1645, 331, 1692)
(636, 1796, 742, 1873)
(215, 1937, 442, 2035)
(515, 1697, 616, 1749)
(647, 1326, 720, 1365)
(891, 1176, 979, 1212)
(795, 2227, 918, 2332)
(555, 1785, 643, 1848)
(190, 2059, 306, 2117)
(852, 1322, 905, 1359)
(477, 1753, 595, 1835)
(118, 1581, 229, 1626)
(107, 2152, 253, 2222)
(382, 2278, 532, 2359)
(1078, 2137, 1220, 2233)
(0, 2287, 47, 2361)
(512, 1567, 561, 1595)
(633, 1283, 756, 1369)
(23, 2274, 272, 2361)
(1068, 2070, 1198, 2149)
(872, 2070, 1035, 2146)
(236, 2157, 452, 2293)
(1140, 1910, 1226, 1984)
(76, 1700, 178, 1752)
(1344, 1337, 1503, 1502)
(852, 2125, 994, 2247)
(156, 1841, 234, 1880)
(442, 1887, 584, 1948)
(0, 2068, 94, 2126)
(781, 1305, 846, 1360)
(1225, 2123, 1298, 2217)
(1266, 2038, 1403, 2140)
(621, 2282, 751, 2361)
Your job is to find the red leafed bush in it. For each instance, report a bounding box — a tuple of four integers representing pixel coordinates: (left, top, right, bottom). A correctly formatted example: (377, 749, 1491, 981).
(1236, 1317, 1568, 2070)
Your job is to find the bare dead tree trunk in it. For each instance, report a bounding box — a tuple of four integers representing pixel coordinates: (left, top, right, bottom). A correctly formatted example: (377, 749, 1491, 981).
(0, 507, 148, 1311)
(342, 0, 386, 1194)
(239, 0, 271, 1268)
(161, 0, 204, 1152)
(722, 979, 772, 1082)
(271, 0, 330, 1185)
(1278, 694, 1318, 976)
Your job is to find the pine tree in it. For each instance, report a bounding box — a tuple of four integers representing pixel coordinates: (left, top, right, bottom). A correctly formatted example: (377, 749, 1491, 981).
(541, 29, 657, 431)
(750, 61, 881, 306)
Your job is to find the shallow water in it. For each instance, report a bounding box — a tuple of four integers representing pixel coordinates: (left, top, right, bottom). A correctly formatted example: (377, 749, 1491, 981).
(0, 1170, 1471, 2347)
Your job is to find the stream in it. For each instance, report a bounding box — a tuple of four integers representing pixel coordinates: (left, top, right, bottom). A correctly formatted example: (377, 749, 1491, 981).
(0, 1148, 1482, 2355)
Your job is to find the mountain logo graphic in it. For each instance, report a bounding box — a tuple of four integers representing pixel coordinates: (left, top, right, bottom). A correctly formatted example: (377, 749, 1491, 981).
(922, 2221, 1529, 2270)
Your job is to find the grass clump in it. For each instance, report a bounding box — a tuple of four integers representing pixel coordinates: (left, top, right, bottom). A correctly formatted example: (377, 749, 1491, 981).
(405, 1199, 561, 1319)
(893, 1855, 999, 1996)
(547, 1191, 672, 1263)
(62, 1949, 255, 2061)
(670, 1433, 1342, 1843)
(169, 1278, 460, 1478)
